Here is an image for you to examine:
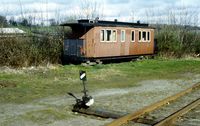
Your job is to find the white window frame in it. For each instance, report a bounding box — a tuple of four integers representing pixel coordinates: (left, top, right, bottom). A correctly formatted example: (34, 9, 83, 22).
(100, 29, 105, 42)
(139, 30, 142, 42)
(147, 31, 151, 42)
(131, 30, 135, 42)
(121, 30, 126, 42)
(105, 29, 112, 42)
(142, 31, 147, 42)
(100, 29, 117, 43)
(112, 29, 117, 42)
(139, 30, 151, 42)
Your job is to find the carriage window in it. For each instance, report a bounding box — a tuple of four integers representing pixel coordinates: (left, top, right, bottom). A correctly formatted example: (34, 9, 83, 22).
(139, 31, 141, 42)
(139, 30, 150, 42)
(121, 30, 125, 42)
(147, 31, 150, 42)
(131, 30, 135, 42)
(142, 31, 146, 41)
(106, 30, 112, 41)
(101, 29, 117, 42)
(100, 30, 105, 41)
(112, 30, 117, 42)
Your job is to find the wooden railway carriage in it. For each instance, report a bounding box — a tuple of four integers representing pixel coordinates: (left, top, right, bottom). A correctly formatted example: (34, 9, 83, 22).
(61, 19, 155, 62)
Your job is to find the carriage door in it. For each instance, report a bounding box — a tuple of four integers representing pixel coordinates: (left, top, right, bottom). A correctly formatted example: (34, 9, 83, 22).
(120, 30, 129, 55)
(120, 30, 125, 55)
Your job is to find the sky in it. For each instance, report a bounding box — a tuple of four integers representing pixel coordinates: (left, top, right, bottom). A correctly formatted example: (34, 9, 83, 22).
(0, 0, 199, 25)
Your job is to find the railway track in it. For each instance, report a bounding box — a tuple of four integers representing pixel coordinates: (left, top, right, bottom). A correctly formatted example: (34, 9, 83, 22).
(106, 82, 200, 126)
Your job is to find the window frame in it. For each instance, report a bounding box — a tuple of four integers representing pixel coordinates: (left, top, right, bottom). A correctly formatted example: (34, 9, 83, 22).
(100, 29, 117, 43)
(139, 30, 151, 42)
(105, 29, 112, 42)
(121, 30, 126, 42)
(100, 29, 105, 42)
(147, 31, 151, 42)
(131, 30, 135, 42)
(112, 29, 117, 42)
(142, 31, 147, 42)
(139, 30, 142, 42)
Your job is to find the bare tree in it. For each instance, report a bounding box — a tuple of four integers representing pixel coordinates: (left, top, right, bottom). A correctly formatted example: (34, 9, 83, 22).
(130, 9, 135, 22)
(18, 0, 24, 19)
(0, 15, 8, 27)
(54, 6, 62, 25)
(77, 0, 104, 19)
(49, 18, 56, 26)
(9, 16, 17, 26)
(167, 7, 177, 25)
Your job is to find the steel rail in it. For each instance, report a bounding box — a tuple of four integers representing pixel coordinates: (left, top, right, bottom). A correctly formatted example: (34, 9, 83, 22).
(154, 98, 200, 126)
(106, 82, 200, 126)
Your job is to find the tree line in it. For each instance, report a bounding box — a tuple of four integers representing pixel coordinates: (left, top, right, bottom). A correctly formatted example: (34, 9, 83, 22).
(0, 15, 58, 27)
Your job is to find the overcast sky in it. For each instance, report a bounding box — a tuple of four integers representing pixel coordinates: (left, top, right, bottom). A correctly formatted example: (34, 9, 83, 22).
(0, 0, 199, 25)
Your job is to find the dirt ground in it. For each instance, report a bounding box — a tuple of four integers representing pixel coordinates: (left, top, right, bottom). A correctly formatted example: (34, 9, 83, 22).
(1, 73, 200, 126)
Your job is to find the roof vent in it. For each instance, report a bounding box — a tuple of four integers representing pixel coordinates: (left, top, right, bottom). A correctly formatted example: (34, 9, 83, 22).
(89, 20, 94, 23)
(95, 17, 99, 23)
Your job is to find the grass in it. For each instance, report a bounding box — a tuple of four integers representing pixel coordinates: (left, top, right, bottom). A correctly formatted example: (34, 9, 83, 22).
(1, 59, 200, 104)
(21, 108, 72, 124)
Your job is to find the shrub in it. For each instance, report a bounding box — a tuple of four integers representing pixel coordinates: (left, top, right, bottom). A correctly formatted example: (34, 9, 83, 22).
(156, 25, 200, 57)
(0, 35, 63, 67)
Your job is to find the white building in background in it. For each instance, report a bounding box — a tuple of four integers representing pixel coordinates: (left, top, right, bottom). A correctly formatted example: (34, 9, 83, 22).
(0, 28, 25, 34)
(0, 28, 26, 37)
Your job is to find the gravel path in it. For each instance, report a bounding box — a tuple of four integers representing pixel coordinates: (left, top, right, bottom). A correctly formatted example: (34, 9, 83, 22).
(1, 74, 200, 126)
(175, 104, 200, 126)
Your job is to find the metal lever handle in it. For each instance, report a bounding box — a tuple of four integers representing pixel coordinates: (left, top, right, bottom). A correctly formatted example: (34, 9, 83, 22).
(68, 92, 78, 100)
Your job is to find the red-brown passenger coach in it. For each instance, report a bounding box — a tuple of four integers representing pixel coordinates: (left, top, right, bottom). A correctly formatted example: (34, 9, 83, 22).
(61, 19, 156, 63)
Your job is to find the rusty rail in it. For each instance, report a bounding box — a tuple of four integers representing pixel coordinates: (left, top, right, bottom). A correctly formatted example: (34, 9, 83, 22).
(106, 82, 200, 126)
(154, 98, 200, 126)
